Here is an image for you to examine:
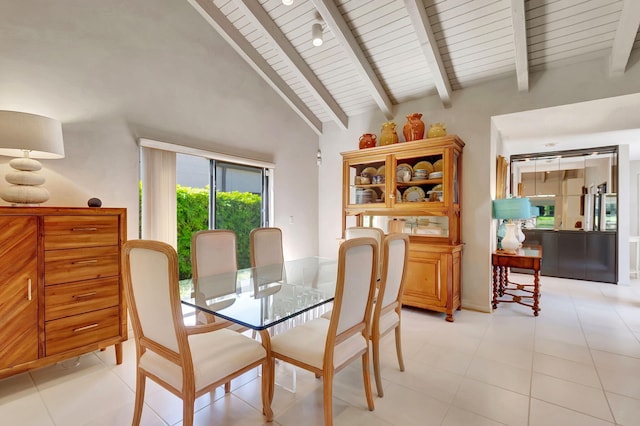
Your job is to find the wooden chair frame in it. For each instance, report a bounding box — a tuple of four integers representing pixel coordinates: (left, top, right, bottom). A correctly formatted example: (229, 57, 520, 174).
(269, 237, 378, 425)
(122, 240, 273, 426)
(371, 233, 410, 397)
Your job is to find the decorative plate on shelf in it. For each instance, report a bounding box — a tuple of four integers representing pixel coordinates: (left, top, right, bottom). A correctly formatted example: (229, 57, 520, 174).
(362, 167, 378, 177)
(376, 165, 386, 176)
(413, 161, 434, 173)
(433, 159, 443, 172)
(397, 163, 413, 174)
(403, 186, 426, 202)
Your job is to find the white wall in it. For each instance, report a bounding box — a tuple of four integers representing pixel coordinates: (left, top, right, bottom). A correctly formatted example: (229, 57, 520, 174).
(319, 56, 640, 313)
(0, 0, 319, 259)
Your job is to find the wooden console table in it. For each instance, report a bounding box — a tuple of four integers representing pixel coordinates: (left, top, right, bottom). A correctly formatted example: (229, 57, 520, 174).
(492, 245, 542, 316)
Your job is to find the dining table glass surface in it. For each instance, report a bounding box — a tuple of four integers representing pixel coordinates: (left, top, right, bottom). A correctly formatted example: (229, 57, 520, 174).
(180, 257, 338, 331)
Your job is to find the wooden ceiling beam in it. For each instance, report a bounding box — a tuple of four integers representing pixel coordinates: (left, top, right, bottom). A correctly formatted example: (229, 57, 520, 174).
(188, 0, 323, 135)
(312, 0, 394, 120)
(610, 0, 640, 76)
(236, 0, 348, 130)
(403, 0, 452, 108)
(510, 0, 529, 92)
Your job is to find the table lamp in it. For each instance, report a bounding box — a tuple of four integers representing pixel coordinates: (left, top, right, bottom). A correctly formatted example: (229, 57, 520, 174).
(492, 197, 532, 253)
(0, 111, 65, 205)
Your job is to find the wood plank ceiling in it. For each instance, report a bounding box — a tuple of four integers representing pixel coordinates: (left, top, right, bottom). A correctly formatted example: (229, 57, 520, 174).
(189, 0, 640, 135)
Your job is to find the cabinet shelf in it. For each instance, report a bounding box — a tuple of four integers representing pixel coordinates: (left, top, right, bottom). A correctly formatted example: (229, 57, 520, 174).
(341, 136, 464, 321)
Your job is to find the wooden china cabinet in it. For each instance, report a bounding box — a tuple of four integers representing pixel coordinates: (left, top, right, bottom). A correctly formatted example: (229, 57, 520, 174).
(0, 207, 127, 378)
(341, 136, 464, 321)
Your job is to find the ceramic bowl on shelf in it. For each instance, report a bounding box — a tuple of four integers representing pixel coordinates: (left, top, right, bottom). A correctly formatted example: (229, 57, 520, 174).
(428, 171, 443, 179)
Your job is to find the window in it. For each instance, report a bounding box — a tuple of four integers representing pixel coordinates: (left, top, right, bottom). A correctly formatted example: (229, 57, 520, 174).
(176, 154, 269, 276)
(139, 138, 274, 279)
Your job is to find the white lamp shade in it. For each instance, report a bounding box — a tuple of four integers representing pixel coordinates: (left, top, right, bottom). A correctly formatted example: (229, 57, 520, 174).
(0, 111, 65, 159)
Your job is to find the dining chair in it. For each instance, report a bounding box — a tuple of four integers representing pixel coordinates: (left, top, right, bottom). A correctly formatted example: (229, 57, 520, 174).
(370, 233, 410, 397)
(250, 227, 287, 326)
(269, 237, 378, 426)
(345, 226, 384, 280)
(122, 239, 273, 426)
(191, 229, 243, 332)
(250, 227, 284, 269)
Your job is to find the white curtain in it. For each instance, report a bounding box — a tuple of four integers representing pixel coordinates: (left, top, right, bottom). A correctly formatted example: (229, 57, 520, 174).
(141, 146, 177, 248)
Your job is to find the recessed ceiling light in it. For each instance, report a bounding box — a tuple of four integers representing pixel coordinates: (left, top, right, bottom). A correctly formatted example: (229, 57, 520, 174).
(544, 142, 557, 147)
(311, 23, 323, 46)
(282, 0, 293, 5)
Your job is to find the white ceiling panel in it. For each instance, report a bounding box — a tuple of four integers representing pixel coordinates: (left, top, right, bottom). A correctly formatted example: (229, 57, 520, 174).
(189, 0, 640, 134)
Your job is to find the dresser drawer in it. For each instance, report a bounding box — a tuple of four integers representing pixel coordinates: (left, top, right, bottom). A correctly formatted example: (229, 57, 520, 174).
(45, 246, 119, 285)
(44, 215, 119, 250)
(45, 277, 119, 321)
(45, 307, 120, 356)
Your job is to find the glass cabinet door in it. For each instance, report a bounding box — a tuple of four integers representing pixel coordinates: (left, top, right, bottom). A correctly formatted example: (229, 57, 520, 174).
(393, 150, 444, 206)
(346, 156, 387, 207)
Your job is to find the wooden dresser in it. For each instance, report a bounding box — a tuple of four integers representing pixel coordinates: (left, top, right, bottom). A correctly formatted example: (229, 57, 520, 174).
(0, 207, 127, 379)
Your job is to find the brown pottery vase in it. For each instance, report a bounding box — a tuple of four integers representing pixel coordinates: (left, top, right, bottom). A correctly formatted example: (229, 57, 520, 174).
(403, 113, 425, 141)
(379, 121, 399, 146)
(359, 133, 377, 149)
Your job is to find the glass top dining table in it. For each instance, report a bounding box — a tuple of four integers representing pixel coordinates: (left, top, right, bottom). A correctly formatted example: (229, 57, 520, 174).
(180, 257, 338, 332)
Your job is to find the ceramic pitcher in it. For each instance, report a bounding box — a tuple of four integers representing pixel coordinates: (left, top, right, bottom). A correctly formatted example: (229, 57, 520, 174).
(403, 113, 425, 141)
(359, 133, 377, 149)
(379, 122, 399, 146)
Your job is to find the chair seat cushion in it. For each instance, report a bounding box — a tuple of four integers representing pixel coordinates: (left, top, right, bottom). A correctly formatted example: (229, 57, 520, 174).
(377, 309, 400, 336)
(140, 328, 265, 392)
(271, 318, 367, 370)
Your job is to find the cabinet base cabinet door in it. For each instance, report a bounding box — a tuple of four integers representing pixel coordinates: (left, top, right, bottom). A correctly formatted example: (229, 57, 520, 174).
(402, 243, 462, 322)
(0, 216, 39, 369)
(404, 251, 444, 308)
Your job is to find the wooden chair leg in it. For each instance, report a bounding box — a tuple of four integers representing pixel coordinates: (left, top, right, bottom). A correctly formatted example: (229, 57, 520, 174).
(362, 352, 375, 411)
(394, 325, 405, 372)
(260, 360, 274, 421)
(224, 382, 231, 393)
(323, 372, 334, 426)
(132, 371, 146, 426)
(372, 334, 384, 397)
(183, 391, 195, 426)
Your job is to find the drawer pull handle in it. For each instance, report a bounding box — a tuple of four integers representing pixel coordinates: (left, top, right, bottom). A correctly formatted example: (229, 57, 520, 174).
(72, 259, 98, 265)
(71, 227, 98, 232)
(74, 323, 99, 333)
(28, 278, 32, 301)
(73, 292, 97, 299)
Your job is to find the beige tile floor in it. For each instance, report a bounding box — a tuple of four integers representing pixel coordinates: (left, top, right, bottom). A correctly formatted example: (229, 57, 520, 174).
(1, 274, 639, 425)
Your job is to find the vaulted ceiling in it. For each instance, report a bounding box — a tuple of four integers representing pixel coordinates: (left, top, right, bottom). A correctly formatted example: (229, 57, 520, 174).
(188, 0, 640, 135)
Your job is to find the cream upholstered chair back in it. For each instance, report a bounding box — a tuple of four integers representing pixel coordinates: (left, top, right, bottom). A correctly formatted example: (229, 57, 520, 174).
(125, 240, 182, 354)
(191, 229, 237, 279)
(329, 236, 378, 344)
(191, 230, 240, 328)
(378, 234, 410, 309)
(345, 227, 384, 279)
(250, 227, 284, 267)
(250, 227, 285, 288)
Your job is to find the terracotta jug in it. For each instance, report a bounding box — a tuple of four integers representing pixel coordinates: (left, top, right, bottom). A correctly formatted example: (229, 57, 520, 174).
(359, 133, 377, 149)
(403, 113, 425, 142)
(427, 122, 447, 138)
(379, 122, 399, 146)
